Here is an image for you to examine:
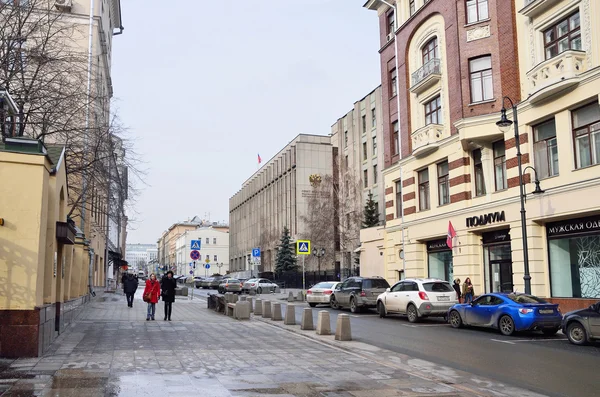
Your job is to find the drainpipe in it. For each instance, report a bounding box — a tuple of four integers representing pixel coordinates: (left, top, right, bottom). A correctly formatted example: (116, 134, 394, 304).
(81, 0, 95, 232)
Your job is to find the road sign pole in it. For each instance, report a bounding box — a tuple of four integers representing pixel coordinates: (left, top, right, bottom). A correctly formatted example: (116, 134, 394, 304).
(302, 255, 305, 291)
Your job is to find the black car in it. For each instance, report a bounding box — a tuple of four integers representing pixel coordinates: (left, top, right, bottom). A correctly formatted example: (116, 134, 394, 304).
(561, 301, 600, 345)
(330, 276, 390, 313)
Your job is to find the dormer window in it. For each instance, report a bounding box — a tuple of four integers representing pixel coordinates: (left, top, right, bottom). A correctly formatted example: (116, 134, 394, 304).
(544, 12, 581, 60)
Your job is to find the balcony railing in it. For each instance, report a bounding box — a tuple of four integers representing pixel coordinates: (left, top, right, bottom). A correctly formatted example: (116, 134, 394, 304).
(410, 58, 441, 94)
(526, 50, 587, 104)
(411, 124, 445, 158)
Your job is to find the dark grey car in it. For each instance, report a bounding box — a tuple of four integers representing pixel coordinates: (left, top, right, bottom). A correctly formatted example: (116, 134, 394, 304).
(330, 277, 390, 313)
(561, 301, 600, 345)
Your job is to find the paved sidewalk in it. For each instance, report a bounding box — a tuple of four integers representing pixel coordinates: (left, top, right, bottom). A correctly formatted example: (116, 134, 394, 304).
(0, 291, 547, 397)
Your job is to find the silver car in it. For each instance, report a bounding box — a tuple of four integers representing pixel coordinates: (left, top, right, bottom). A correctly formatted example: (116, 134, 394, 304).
(242, 278, 278, 294)
(330, 277, 390, 313)
(218, 279, 243, 294)
(306, 282, 340, 307)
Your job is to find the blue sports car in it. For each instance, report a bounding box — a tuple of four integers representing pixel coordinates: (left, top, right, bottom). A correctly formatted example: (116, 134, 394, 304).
(448, 293, 562, 336)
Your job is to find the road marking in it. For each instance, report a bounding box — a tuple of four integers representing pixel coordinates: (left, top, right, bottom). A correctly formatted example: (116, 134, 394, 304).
(400, 323, 447, 328)
(512, 338, 567, 343)
(491, 338, 516, 345)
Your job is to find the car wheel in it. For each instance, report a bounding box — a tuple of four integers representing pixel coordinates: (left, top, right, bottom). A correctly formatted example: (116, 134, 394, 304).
(257, 287, 263, 294)
(449, 310, 463, 328)
(499, 315, 515, 336)
(330, 295, 339, 310)
(350, 297, 358, 314)
(308, 302, 317, 307)
(407, 304, 419, 323)
(567, 322, 588, 345)
(542, 328, 559, 336)
(377, 301, 386, 318)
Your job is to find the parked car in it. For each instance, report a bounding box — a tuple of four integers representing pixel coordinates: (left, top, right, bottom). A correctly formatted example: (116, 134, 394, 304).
(377, 278, 457, 322)
(330, 276, 390, 313)
(209, 276, 225, 289)
(175, 275, 188, 284)
(561, 301, 600, 345)
(242, 278, 278, 294)
(218, 279, 243, 294)
(448, 293, 562, 336)
(193, 277, 204, 289)
(200, 277, 214, 289)
(306, 282, 340, 307)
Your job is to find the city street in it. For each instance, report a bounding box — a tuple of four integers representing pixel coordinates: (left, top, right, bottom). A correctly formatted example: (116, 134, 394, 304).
(193, 289, 600, 397)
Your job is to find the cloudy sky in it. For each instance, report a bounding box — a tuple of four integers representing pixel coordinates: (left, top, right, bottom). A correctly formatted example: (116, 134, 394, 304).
(114, 0, 381, 244)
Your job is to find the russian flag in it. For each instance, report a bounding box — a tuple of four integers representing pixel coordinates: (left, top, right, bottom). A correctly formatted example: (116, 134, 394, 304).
(258, 153, 262, 164)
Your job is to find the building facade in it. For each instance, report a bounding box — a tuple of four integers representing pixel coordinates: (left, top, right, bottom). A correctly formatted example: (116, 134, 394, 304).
(331, 86, 385, 276)
(125, 243, 157, 273)
(229, 134, 334, 275)
(365, 0, 600, 310)
(174, 228, 230, 277)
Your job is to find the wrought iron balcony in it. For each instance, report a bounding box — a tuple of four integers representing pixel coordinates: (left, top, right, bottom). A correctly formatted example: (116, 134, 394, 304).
(410, 58, 441, 94)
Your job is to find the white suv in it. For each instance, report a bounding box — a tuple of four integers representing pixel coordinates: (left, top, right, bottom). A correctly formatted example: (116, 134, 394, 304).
(376, 278, 458, 322)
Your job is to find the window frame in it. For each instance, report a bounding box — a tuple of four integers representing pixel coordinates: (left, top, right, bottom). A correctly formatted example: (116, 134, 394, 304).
(533, 119, 559, 178)
(363, 141, 368, 161)
(373, 164, 378, 185)
(543, 11, 581, 61)
(422, 37, 439, 64)
(362, 115, 367, 133)
(466, 0, 489, 24)
(493, 140, 507, 191)
(392, 121, 399, 155)
(372, 108, 377, 128)
(437, 161, 450, 206)
(363, 169, 368, 188)
(424, 95, 442, 125)
(387, 11, 395, 35)
(372, 136, 377, 156)
(390, 68, 397, 97)
(395, 181, 402, 218)
(473, 148, 486, 197)
(418, 168, 430, 211)
(344, 131, 348, 148)
(572, 102, 600, 169)
(469, 55, 493, 103)
(409, 0, 416, 16)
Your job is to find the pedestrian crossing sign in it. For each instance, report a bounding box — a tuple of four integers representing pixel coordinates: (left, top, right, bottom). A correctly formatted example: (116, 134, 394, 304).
(190, 240, 201, 250)
(296, 240, 311, 255)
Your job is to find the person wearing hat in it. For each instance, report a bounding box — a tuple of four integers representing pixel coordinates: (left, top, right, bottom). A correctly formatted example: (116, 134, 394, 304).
(161, 270, 177, 321)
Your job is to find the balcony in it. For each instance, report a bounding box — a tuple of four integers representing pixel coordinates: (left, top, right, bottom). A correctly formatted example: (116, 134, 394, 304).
(520, 0, 561, 18)
(411, 124, 445, 158)
(526, 50, 587, 105)
(410, 59, 441, 94)
(56, 220, 76, 245)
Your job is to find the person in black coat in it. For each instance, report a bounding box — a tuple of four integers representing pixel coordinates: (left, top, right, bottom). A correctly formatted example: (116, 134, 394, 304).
(161, 271, 177, 321)
(123, 273, 139, 308)
(453, 278, 462, 303)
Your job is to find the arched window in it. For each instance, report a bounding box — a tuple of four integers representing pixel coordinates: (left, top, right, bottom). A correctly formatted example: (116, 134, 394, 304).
(422, 37, 439, 64)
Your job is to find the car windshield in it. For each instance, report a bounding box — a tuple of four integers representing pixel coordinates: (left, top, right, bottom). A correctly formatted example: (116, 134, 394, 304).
(506, 294, 547, 304)
(363, 279, 390, 289)
(422, 282, 453, 292)
(313, 282, 335, 289)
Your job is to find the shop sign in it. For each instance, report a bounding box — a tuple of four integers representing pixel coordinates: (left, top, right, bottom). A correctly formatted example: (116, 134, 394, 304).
(466, 211, 506, 228)
(427, 238, 450, 252)
(547, 216, 600, 238)
(482, 229, 511, 244)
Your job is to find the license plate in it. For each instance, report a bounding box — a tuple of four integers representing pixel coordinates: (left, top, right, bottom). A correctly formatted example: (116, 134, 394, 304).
(539, 309, 554, 314)
(437, 296, 450, 301)
(313, 292, 322, 295)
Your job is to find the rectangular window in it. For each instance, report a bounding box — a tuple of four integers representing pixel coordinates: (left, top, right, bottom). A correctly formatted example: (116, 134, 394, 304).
(213, 237, 217, 244)
(466, 0, 489, 24)
(534, 119, 559, 178)
(395, 181, 402, 218)
(363, 141, 368, 161)
(422, 37, 439, 64)
(344, 131, 348, 148)
(387, 11, 395, 35)
(374, 202, 379, 222)
(409, 0, 416, 15)
(362, 115, 367, 133)
(469, 56, 493, 102)
(206, 254, 209, 261)
(573, 102, 600, 168)
(390, 69, 397, 97)
(206, 237, 210, 244)
(392, 121, 399, 155)
(363, 169, 368, 188)
(345, 155, 349, 168)
(372, 108, 376, 127)
(437, 161, 450, 206)
(544, 12, 581, 60)
(424, 96, 442, 125)
(493, 140, 507, 191)
(372, 136, 377, 156)
(473, 148, 486, 196)
(214, 255, 218, 262)
(373, 164, 378, 184)
(418, 168, 430, 211)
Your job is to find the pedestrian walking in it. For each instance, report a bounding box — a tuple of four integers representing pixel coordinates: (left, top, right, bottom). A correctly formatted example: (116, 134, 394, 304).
(462, 277, 474, 304)
(124, 273, 138, 308)
(161, 270, 177, 321)
(143, 273, 160, 321)
(453, 278, 462, 303)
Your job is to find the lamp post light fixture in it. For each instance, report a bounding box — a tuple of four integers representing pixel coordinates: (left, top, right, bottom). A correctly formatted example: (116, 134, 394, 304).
(312, 248, 326, 280)
(496, 97, 544, 295)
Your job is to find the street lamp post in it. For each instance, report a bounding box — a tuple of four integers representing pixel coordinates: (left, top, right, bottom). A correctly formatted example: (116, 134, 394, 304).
(496, 97, 544, 295)
(312, 248, 326, 282)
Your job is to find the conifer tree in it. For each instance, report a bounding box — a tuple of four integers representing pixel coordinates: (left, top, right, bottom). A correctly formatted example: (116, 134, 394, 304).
(275, 226, 298, 273)
(363, 191, 380, 228)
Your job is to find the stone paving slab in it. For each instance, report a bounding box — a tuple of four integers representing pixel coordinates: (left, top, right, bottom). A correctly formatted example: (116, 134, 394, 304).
(0, 291, 543, 397)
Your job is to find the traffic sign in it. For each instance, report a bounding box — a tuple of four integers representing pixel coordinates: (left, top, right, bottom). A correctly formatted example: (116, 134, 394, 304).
(205, 258, 210, 263)
(190, 250, 200, 260)
(189, 270, 193, 275)
(205, 264, 210, 269)
(296, 240, 311, 255)
(252, 248, 261, 257)
(190, 240, 201, 250)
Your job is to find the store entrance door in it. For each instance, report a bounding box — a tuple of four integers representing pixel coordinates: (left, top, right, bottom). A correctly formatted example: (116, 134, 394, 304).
(483, 230, 513, 293)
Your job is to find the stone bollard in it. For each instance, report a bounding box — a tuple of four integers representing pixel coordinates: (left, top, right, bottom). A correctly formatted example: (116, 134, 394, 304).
(247, 297, 253, 313)
(301, 308, 314, 330)
(254, 298, 262, 315)
(271, 302, 283, 321)
(316, 310, 331, 335)
(335, 314, 352, 341)
(239, 295, 247, 302)
(235, 301, 251, 320)
(232, 294, 239, 303)
(262, 300, 272, 319)
(284, 304, 295, 325)
(288, 292, 294, 302)
(297, 291, 304, 302)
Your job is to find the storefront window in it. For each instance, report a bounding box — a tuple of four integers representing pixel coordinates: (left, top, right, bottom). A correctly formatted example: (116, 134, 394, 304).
(482, 230, 512, 293)
(548, 217, 600, 298)
(427, 239, 453, 282)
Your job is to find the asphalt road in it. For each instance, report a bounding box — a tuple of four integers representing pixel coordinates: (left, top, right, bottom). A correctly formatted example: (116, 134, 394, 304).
(193, 290, 600, 397)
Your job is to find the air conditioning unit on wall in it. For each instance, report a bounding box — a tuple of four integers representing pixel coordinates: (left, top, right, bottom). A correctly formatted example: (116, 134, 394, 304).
(55, 0, 73, 12)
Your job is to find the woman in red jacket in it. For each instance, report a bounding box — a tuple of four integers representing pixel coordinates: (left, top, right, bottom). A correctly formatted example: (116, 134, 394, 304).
(143, 273, 161, 321)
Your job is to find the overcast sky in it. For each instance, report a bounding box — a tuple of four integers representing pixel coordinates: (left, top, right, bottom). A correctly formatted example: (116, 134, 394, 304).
(114, 0, 381, 244)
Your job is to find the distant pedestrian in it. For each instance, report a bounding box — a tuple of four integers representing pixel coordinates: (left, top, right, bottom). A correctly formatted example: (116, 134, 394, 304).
(143, 273, 160, 321)
(462, 277, 474, 304)
(453, 278, 462, 303)
(124, 273, 138, 308)
(161, 271, 177, 321)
